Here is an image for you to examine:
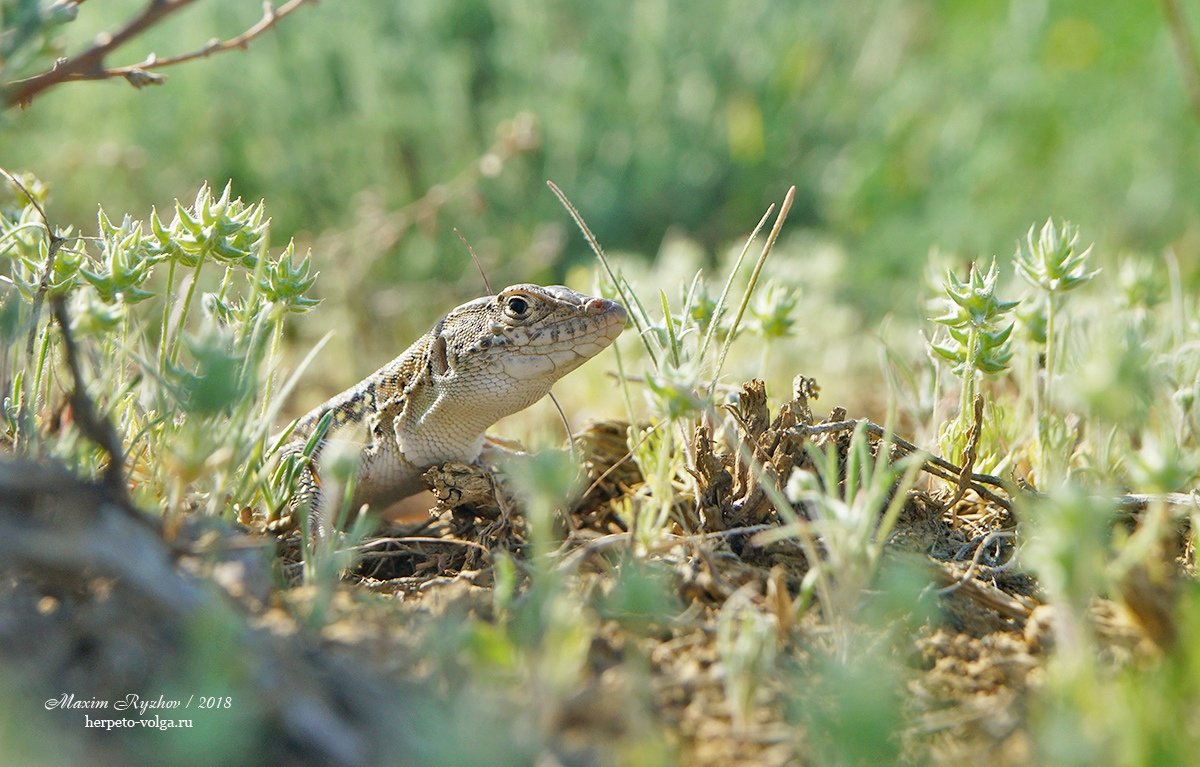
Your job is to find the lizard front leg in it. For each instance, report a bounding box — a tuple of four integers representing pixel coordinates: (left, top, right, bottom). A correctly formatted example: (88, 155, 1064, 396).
(274, 422, 396, 539)
(268, 440, 328, 536)
(420, 437, 527, 519)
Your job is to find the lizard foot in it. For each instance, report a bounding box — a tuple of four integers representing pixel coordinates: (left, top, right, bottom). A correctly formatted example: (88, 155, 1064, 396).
(422, 462, 501, 518)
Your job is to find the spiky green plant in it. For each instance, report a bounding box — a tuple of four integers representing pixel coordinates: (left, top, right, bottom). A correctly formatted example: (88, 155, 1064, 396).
(1014, 219, 1098, 412)
(1012, 219, 1098, 484)
(0, 176, 319, 521)
(929, 258, 1018, 462)
(772, 424, 922, 635)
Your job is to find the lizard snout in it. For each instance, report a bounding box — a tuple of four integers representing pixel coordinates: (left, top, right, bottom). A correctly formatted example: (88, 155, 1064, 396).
(585, 297, 627, 322)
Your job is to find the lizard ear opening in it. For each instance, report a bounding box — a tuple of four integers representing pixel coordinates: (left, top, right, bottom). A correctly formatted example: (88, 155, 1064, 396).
(430, 334, 449, 376)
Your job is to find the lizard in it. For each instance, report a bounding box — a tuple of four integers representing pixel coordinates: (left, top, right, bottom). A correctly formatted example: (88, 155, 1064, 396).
(273, 283, 627, 536)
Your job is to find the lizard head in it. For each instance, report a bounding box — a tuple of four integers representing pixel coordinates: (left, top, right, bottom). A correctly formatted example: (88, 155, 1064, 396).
(435, 284, 626, 391)
(395, 284, 626, 464)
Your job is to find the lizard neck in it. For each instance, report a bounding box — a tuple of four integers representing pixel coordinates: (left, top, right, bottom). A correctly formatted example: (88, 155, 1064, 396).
(395, 369, 552, 467)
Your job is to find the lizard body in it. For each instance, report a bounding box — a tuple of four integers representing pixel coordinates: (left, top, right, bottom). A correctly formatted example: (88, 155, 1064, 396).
(279, 283, 626, 533)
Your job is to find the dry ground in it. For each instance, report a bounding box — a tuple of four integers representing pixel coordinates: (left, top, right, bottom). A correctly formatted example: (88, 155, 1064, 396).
(0, 376, 1169, 766)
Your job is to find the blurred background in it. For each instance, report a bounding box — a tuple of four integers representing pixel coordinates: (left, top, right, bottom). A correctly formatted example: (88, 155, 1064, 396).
(4, 0, 1199, 422)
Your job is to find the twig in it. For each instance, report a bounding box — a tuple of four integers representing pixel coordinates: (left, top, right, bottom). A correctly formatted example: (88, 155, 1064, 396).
(49, 295, 134, 510)
(7, 0, 201, 106)
(354, 536, 491, 556)
(790, 418, 1015, 512)
(947, 393, 985, 509)
(794, 418, 1200, 520)
(99, 0, 315, 81)
(6, 0, 316, 106)
(453, 227, 493, 294)
(930, 560, 1036, 621)
(935, 529, 1017, 595)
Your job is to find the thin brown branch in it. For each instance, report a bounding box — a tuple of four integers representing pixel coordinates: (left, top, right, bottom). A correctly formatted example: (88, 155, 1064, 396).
(947, 393, 985, 509)
(355, 536, 492, 556)
(1161, 0, 1200, 122)
(794, 418, 1200, 521)
(95, 0, 316, 82)
(791, 418, 1015, 512)
(0, 167, 49, 226)
(932, 561, 1036, 621)
(935, 529, 1018, 595)
(50, 295, 134, 509)
(7, 0, 201, 106)
(6, 0, 316, 107)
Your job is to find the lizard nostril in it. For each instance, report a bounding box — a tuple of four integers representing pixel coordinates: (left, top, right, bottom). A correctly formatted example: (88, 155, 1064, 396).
(585, 298, 612, 314)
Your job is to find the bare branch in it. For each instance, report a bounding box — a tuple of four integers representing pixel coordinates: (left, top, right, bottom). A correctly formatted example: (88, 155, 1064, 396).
(790, 418, 1016, 512)
(6, 0, 201, 106)
(91, 0, 317, 83)
(5, 0, 316, 107)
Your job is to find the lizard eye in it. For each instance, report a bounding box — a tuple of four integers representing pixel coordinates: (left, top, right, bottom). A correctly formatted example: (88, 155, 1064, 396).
(504, 295, 530, 318)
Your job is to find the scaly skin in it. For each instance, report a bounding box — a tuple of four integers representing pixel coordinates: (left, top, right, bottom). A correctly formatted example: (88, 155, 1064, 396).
(277, 284, 627, 534)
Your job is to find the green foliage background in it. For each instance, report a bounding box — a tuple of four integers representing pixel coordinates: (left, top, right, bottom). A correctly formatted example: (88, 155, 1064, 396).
(5, 0, 1198, 317)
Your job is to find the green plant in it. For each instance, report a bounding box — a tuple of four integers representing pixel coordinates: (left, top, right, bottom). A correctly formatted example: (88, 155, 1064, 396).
(296, 427, 378, 625)
(16, 1, 1199, 321)
(0, 175, 318, 523)
(929, 258, 1018, 463)
(716, 587, 779, 731)
(1014, 219, 1099, 411)
(771, 423, 922, 640)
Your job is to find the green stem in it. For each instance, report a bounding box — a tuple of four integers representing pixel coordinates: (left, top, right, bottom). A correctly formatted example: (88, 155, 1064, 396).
(1034, 293, 1060, 485)
(31, 320, 52, 416)
(758, 339, 771, 382)
(168, 255, 206, 366)
(216, 264, 234, 303)
(158, 259, 177, 374)
(612, 341, 637, 427)
(1027, 341, 1041, 429)
(259, 312, 285, 421)
(117, 308, 129, 393)
(1044, 293, 1058, 412)
(960, 328, 979, 430)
